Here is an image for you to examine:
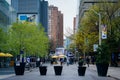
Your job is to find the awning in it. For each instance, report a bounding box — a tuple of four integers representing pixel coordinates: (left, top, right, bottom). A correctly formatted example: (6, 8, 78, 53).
(51, 55, 58, 58)
(0, 52, 6, 57)
(5, 53, 13, 57)
(59, 54, 66, 58)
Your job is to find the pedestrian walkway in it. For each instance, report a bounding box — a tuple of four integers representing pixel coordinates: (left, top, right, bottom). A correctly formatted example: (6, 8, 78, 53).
(0, 63, 119, 80)
(89, 64, 120, 80)
(0, 67, 15, 79)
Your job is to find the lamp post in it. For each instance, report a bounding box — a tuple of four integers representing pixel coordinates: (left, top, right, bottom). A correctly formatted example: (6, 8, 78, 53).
(91, 9, 101, 46)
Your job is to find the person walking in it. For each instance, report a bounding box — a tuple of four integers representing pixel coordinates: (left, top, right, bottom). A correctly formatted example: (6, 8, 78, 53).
(66, 57, 69, 66)
(86, 56, 90, 67)
(91, 56, 95, 65)
(60, 58, 64, 66)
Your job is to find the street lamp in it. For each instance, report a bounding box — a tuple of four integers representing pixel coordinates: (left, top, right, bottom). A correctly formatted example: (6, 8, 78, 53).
(91, 9, 101, 46)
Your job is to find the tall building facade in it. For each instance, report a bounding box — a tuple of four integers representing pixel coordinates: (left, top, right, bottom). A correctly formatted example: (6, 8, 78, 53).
(57, 11, 63, 47)
(40, 0, 48, 32)
(11, 0, 48, 33)
(48, 5, 63, 51)
(78, 0, 118, 27)
(73, 17, 76, 34)
(0, 0, 16, 30)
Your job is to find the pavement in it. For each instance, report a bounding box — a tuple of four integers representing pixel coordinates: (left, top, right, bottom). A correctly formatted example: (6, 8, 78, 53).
(89, 64, 120, 80)
(0, 63, 120, 80)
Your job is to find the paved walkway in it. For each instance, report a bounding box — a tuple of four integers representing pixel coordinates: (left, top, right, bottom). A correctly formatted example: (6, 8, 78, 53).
(0, 63, 120, 80)
(89, 64, 120, 80)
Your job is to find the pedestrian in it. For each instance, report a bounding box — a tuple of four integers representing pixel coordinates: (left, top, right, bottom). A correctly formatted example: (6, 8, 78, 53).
(86, 56, 90, 67)
(66, 57, 69, 66)
(91, 56, 95, 65)
(60, 58, 63, 66)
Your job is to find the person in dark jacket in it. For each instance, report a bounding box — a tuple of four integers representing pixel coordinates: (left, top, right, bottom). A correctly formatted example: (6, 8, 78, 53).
(86, 56, 90, 67)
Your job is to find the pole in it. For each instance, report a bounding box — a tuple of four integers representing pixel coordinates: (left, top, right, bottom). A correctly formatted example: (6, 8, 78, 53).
(99, 13, 101, 46)
(91, 9, 101, 46)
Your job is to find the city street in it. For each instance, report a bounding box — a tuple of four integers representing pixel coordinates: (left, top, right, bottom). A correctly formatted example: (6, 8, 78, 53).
(0, 63, 119, 80)
(1, 0, 120, 80)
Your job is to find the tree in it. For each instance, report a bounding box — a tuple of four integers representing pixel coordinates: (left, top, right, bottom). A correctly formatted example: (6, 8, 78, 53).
(96, 0, 120, 52)
(74, 6, 99, 55)
(7, 22, 49, 57)
(76, 0, 120, 55)
(0, 28, 7, 52)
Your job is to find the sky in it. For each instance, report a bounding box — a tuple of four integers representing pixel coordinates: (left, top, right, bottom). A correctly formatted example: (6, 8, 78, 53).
(6, 0, 78, 37)
(47, 0, 78, 36)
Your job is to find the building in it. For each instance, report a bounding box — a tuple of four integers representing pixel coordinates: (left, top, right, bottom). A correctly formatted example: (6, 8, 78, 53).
(11, 0, 48, 33)
(40, 0, 48, 32)
(78, 0, 118, 27)
(48, 5, 64, 51)
(64, 37, 72, 50)
(57, 11, 63, 47)
(0, 0, 16, 31)
(73, 14, 79, 34)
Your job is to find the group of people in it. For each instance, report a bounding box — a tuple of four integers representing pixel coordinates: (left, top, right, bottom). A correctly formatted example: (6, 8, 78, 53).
(79, 56, 96, 67)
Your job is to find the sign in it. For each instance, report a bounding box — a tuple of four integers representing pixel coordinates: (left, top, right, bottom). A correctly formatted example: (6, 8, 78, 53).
(93, 44, 98, 52)
(101, 24, 107, 39)
(18, 14, 38, 24)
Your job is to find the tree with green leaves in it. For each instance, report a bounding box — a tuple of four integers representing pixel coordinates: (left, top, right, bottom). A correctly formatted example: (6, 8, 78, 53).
(7, 22, 49, 57)
(0, 28, 7, 52)
(75, 0, 120, 56)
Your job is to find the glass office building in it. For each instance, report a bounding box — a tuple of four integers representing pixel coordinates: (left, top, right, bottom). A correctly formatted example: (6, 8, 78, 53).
(0, 0, 16, 31)
(11, 0, 48, 33)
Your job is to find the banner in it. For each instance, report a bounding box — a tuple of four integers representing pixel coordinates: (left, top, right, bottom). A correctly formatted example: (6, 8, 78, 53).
(18, 14, 38, 24)
(101, 24, 107, 39)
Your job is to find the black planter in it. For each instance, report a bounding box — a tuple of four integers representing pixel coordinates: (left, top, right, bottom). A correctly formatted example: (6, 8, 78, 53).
(96, 63, 109, 76)
(54, 66, 63, 75)
(39, 66, 47, 75)
(78, 66, 86, 76)
(14, 62, 26, 75)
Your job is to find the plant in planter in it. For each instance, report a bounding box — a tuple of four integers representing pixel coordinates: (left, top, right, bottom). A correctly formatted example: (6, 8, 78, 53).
(39, 65, 47, 75)
(54, 65, 63, 75)
(39, 57, 48, 75)
(78, 57, 84, 66)
(96, 42, 110, 76)
(78, 57, 86, 76)
(14, 61, 26, 75)
(53, 57, 64, 75)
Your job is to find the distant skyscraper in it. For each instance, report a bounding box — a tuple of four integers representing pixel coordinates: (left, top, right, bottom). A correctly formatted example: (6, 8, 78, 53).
(11, 0, 48, 33)
(48, 5, 63, 51)
(73, 17, 76, 34)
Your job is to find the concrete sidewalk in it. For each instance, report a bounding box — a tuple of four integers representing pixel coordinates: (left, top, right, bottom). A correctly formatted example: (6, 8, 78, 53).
(88, 64, 120, 80)
(0, 63, 118, 80)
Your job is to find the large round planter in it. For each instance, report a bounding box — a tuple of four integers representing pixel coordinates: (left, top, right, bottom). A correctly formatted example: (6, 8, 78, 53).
(96, 63, 109, 76)
(54, 66, 63, 75)
(78, 66, 86, 76)
(39, 66, 47, 75)
(14, 62, 26, 75)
